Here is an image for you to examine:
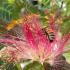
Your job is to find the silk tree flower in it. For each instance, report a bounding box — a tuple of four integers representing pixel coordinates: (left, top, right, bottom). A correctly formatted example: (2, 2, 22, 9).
(0, 14, 70, 65)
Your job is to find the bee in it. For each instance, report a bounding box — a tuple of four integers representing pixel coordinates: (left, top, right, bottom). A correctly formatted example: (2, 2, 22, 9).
(42, 27, 55, 42)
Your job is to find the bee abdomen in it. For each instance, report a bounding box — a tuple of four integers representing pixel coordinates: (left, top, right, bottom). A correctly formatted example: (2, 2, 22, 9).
(48, 32, 55, 42)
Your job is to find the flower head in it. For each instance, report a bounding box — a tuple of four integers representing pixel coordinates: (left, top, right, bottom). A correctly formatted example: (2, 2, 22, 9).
(0, 14, 70, 64)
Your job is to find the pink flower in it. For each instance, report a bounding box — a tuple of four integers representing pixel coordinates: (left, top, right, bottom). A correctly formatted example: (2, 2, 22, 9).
(0, 14, 70, 64)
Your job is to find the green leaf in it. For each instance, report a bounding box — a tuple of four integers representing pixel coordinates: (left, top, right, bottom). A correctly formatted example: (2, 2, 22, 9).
(0, 0, 25, 22)
(64, 0, 70, 16)
(0, 60, 4, 65)
(5, 63, 20, 70)
(7, 0, 15, 4)
(36, 0, 51, 11)
(24, 61, 44, 70)
(0, 44, 5, 50)
(0, 2, 18, 22)
(63, 53, 70, 64)
(61, 20, 70, 35)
